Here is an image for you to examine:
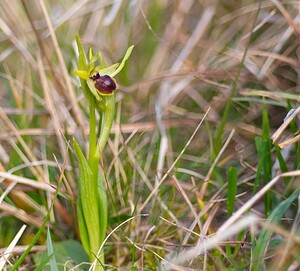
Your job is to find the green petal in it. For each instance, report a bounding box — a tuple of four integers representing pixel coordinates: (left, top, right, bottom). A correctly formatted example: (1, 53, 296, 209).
(98, 52, 106, 69)
(88, 47, 93, 61)
(89, 47, 106, 69)
(110, 45, 134, 77)
(88, 52, 102, 74)
(92, 63, 120, 77)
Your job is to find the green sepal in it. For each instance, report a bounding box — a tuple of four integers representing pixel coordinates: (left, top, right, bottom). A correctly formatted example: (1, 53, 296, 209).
(75, 34, 87, 70)
(74, 70, 90, 79)
(75, 35, 96, 107)
(110, 45, 134, 77)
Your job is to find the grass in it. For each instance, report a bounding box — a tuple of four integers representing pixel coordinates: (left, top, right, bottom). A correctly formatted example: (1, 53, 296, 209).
(0, 0, 299, 270)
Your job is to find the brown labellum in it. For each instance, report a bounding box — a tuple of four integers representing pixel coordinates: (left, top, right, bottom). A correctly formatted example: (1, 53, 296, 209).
(90, 73, 116, 95)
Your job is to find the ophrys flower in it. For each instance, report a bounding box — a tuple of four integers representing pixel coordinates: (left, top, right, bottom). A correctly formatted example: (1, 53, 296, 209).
(75, 42, 134, 101)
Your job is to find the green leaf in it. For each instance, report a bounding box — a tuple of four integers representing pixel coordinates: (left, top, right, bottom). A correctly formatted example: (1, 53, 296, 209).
(33, 253, 53, 271)
(33, 240, 89, 271)
(77, 192, 90, 253)
(98, 176, 108, 243)
(73, 138, 100, 260)
(47, 228, 59, 271)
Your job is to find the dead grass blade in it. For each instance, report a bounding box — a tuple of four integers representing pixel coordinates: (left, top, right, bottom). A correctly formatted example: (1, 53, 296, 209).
(164, 214, 258, 270)
(0, 225, 27, 270)
(38, 0, 86, 130)
(199, 129, 235, 200)
(271, 106, 300, 144)
(0, 171, 56, 193)
(218, 170, 300, 233)
(138, 108, 211, 213)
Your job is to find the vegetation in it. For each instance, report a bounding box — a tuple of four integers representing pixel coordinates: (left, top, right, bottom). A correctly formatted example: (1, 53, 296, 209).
(0, 0, 299, 270)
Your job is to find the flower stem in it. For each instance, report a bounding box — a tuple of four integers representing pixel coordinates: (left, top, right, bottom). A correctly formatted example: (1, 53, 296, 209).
(96, 94, 115, 156)
(89, 98, 97, 163)
(88, 95, 114, 270)
(88, 99, 100, 179)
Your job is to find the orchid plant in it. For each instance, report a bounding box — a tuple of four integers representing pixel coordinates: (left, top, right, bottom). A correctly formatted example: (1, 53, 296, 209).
(74, 34, 133, 270)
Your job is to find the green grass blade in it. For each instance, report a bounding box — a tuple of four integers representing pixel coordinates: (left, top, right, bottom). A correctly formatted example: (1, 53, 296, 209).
(213, 3, 261, 162)
(254, 136, 263, 193)
(227, 167, 238, 216)
(254, 139, 272, 214)
(274, 145, 290, 187)
(233, 230, 246, 255)
(274, 145, 288, 174)
(261, 98, 270, 140)
(254, 100, 273, 214)
(261, 100, 272, 215)
(9, 177, 61, 271)
(252, 189, 300, 270)
(10, 215, 50, 271)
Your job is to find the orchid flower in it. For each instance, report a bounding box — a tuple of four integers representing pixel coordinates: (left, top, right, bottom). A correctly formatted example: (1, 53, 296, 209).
(73, 34, 134, 270)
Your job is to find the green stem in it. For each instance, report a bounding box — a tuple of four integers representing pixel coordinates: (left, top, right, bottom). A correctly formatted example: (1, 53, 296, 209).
(87, 94, 114, 270)
(92, 94, 115, 269)
(81, 99, 102, 265)
(96, 94, 115, 156)
(89, 99, 97, 163)
(88, 98, 100, 182)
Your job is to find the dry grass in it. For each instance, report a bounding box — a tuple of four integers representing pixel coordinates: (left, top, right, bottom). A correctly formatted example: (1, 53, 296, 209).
(0, 0, 299, 270)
